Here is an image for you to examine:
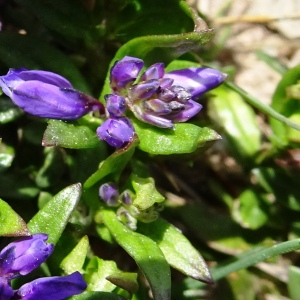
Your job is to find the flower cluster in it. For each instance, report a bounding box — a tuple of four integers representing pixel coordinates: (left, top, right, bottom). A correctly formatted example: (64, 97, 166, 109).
(0, 234, 87, 299)
(0, 57, 226, 149)
(99, 182, 162, 228)
(96, 56, 226, 147)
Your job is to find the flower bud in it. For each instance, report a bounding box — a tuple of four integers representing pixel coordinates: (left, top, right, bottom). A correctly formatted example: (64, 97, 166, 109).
(138, 112, 173, 129)
(0, 278, 13, 299)
(159, 78, 174, 90)
(15, 271, 87, 300)
(96, 117, 135, 148)
(120, 190, 133, 205)
(0, 234, 54, 278)
(165, 67, 227, 99)
(129, 80, 160, 100)
(110, 56, 144, 92)
(170, 100, 203, 123)
(99, 183, 119, 206)
(140, 63, 164, 81)
(0, 68, 104, 120)
(144, 99, 171, 115)
(105, 94, 126, 117)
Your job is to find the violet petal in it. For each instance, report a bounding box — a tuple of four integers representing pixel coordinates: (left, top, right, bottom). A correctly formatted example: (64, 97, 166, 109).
(0, 278, 14, 300)
(96, 117, 135, 148)
(0, 234, 54, 278)
(169, 100, 202, 123)
(15, 271, 87, 300)
(110, 56, 144, 92)
(140, 63, 164, 81)
(165, 68, 227, 98)
(16, 70, 73, 88)
(139, 113, 174, 129)
(105, 94, 126, 117)
(11, 81, 101, 120)
(99, 183, 119, 206)
(129, 79, 160, 100)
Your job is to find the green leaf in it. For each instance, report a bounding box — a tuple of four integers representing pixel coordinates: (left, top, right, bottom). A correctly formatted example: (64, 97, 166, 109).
(131, 174, 165, 211)
(270, 65, 300, 145)
(85, 255, 137, 294)
(100, 3, 214, 99)
(0, 199, 30, 236)
(0, 33, 90, 93)
(137, 218, 212, 283)
(132, 119, 220, 155)
(232, 190, 269, 230)
(85, 257, 120, 292)
(212, 239, 300, 282)
(224, 81, 300, 135)
(27, 183, 82, 244)
(208, 86, 261, 164)
(99, 209, 171, 300)
(84, 138, 138, 188)
(288, 266, 300, 300)
(42, 119, 100, 149)
(71, 291, 127, 300)
(256, 50, 288, 75)
(286, 80, 300, 99)
(187, 239, 300, 290)
(60, 235, 89, 274)
(106, 271, 138, 295)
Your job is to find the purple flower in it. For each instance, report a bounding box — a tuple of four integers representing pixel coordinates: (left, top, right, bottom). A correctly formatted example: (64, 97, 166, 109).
(105, 94, 126, 117)
(107, 56, 226, 128)
(0, 278, 14, 300)
(0, 234, 54, 279)
(14, 271, 87, 300)
(165, 68, 228, 99)
(0, 68, 104, 120)
(0, 235, 87, 300)
(96, 117, 135, 148)
(110, 56, 144, 93)
(99, 183, 119, 206)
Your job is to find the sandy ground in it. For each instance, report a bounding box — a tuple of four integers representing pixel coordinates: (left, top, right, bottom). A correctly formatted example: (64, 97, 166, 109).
(196, 0, 300, 104)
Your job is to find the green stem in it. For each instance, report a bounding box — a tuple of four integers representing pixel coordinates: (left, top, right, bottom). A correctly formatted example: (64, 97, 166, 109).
(211, 239, 300, 281)
(225, 81, 300, 132)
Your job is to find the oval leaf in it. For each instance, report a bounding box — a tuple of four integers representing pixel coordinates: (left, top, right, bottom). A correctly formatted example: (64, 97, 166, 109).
(27, 183, 82, 244)
(132, 119, 220, 155)
(208, 86, 261, 164)
(43, 120, 100, 149)
(137, 218, 212, 283)
(271, 65, 300, 145)
(0, 199, 30, 236)
(60, 235, 89, 274)
(100, 209, 171, 300)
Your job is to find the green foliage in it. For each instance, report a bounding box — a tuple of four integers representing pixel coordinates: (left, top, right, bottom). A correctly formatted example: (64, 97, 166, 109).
(0, 199, 29, 236)
(27, 183, 82, 244)
(1, 0, 300, 299)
